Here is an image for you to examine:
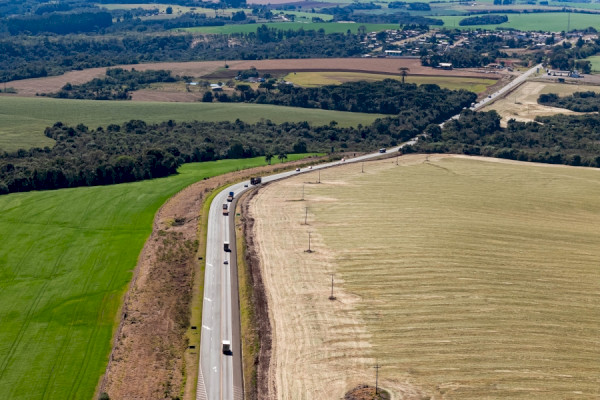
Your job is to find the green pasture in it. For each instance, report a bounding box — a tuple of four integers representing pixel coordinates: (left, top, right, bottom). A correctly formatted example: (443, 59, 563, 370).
(180, 22, 399, 34)
(0, 96, 383, 152)
(438, 12, 600, 31)
(284, 71, 497, 92)
(0, 154, 312, 400)
(586, 55, 600, 73)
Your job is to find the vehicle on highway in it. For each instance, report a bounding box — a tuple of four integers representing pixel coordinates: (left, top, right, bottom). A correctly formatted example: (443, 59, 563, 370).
(379, 148, 386, 153)
(250, 177, 262, 185)
(222, 340, 231, 355)
(224, 260, 229, 265)
(295, 167, 300, 171)
(308, 166, 312, 169)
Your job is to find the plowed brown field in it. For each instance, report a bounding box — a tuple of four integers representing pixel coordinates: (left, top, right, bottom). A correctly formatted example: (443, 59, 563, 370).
(6, 58, 500, 97)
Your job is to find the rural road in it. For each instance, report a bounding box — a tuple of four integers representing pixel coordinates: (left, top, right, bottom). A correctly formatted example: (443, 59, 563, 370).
(196, 63, 541, 400)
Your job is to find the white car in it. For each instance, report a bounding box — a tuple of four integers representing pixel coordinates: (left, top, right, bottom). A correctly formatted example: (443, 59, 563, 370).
(295, 168, 300, 171)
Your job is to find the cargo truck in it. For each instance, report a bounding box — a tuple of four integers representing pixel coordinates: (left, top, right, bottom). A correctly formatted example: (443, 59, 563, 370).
(250, 177, 262, 185)
(227, 191, 234, 202)
(224, 241, 230, 252)
(222, 203, 229, 216)
(222, 340, 231, 354)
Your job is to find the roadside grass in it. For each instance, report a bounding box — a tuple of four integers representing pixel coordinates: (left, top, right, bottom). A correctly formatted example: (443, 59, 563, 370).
(305, 156, 600, 398)
(235, 195, 259, 400)
(0, 154, 312, 400)
(585, 55, 600, 73)
(180, 22, 399, 34)
(437, 12, 600, 31)
(284, 71, 497, 92)
(0, 97, 383, 152)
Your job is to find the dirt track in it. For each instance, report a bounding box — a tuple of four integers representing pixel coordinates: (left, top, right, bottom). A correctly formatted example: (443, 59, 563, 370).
(6, 58, 500, 97)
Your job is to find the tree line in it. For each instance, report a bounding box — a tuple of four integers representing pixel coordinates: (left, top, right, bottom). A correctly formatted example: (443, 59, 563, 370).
(406, 110, 600, 167)
(42, 68, 185, 100)
(0, 117, 416, 195)
(0, 29, 366, 83)
(214, 79, 477, 116)
(538, 91, 600, 112)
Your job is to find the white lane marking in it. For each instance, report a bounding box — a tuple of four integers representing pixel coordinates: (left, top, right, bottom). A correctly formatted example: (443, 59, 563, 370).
(202, 325, 212, 331)
(204, 297, 212, 302)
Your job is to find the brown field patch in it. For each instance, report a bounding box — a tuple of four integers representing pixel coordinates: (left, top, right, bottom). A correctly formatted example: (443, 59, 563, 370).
(7, 58, 502, 98)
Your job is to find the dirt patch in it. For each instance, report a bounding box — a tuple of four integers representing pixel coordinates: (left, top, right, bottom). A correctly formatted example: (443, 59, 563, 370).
(344, 384, 391, 400)
(97, 156, 327, 400)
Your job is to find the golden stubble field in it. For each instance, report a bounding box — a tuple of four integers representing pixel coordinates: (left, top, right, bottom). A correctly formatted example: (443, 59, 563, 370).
(249, 154, 600, 399)
(485, 80, 600, 126)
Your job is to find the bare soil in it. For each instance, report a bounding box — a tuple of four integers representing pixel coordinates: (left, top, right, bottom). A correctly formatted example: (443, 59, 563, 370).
(345, 385, 391, 400)
(98, 156, 327, 400)
(6, 58, 501, 98)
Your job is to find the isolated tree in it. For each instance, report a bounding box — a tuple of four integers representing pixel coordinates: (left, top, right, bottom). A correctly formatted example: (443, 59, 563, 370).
(277, 152, 288, 162)
(202, 91, 213, 102)
(166, 6, 173, 14)
(399, 67, 410, 84)
(265, 152, 273, 165)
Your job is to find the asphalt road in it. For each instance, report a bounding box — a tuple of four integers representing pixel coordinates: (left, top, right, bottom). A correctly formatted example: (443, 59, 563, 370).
(196, 64, 541, 400)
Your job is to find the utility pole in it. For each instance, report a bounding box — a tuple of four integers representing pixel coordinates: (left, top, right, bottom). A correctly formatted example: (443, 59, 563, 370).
(374, 362, 381, 396)
(303, 207, 308, 225)
(305, 232, 313, 253)
(318, 170, 321, 184)
(396, 156, 399, 166)
(361, 162, 364, 173)
(302, 184, 305, 201)
(328, 274, 335, 300)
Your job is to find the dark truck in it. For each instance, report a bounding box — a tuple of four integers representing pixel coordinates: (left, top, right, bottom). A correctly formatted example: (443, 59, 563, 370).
(250, 177, 262, 185)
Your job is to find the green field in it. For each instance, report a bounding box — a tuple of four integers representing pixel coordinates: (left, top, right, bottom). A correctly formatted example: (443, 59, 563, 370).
(0, 97, 383, 152)
(0, 154, 312, 400)
(438, 12, 600, 31)
(278, 156, 600, 398)
(181, 22, 399, 34)
(284, 71, 497, 92)
(586, 55, 600, 73)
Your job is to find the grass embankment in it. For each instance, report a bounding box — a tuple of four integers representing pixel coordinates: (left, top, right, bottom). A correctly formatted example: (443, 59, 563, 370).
(181, 22, 399, 34)
(0, 96, 384, 152)
(0, 154, 310, 400)
(438, 12, 600, 31)
(236, 191, 260, 400)
(284, 71, 497, 92)
(251, 155, 600, 398)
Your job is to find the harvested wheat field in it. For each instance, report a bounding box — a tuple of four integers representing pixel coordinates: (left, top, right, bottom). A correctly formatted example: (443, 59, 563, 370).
(485, 80, 600, 126)
(248, 154, 600, 399)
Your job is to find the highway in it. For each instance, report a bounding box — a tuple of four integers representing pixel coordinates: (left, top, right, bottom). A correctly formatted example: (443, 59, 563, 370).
(196, 64, 541, 400)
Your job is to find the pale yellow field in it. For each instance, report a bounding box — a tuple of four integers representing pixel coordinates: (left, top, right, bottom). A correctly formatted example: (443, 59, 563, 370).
(283, 71, 497, 93)
(485, 80, 600, 126)
(249, 154, 600, 399)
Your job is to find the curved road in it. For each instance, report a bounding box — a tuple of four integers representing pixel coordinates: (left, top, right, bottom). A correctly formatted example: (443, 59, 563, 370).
(196, 63, 542, 400)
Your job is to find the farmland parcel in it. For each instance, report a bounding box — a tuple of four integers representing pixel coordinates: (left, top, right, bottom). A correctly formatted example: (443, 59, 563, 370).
(249, 155, 600, 399)
(0, 156, 307, 400)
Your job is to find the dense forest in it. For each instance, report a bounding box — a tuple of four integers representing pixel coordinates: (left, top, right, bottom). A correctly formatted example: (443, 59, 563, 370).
(220, 79, 477, 116)
(42, 68, 185, 100)
(0, 117, 411, 194)
(538, 91, 600, 112)
(407, 110, 600, 167)
(0, 28, 366, 82)
(459, 15, 508, 26)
